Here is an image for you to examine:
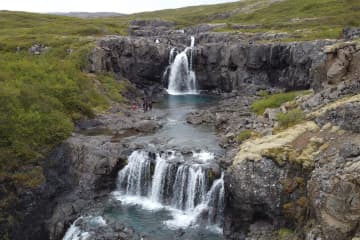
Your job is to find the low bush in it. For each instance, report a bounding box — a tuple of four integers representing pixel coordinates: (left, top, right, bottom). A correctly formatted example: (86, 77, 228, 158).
(236, 130, 254, 143)
(251, 90, 309, 115)
(276, 109, 305, 128)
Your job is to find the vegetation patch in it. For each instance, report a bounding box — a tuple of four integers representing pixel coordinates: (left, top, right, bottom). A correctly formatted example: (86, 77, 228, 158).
(276, 109, 305, 128)
(251, 90, 310, 115)
(0, 11, 128, 237)
(235, 130, 260, 143)
(277, 228, 295, 240)
(234, 121, 319, 164)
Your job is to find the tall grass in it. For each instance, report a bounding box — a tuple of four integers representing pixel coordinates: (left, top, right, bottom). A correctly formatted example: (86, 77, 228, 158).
(0, 11, 128, 237)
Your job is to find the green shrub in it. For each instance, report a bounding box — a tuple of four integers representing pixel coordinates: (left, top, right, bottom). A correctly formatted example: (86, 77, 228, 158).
(276, 109, 305, 128)
(251, 90, 309, 115)
(236, 130, 254, 143)
(277, 228, 294, 240)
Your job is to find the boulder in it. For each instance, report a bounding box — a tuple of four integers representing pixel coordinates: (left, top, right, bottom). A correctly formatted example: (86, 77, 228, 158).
(327, 46, 355, 84)
(343, 27, 360, 40)
(263, 108, 280, 122)
(134, 120, 159, 133)
(308, 140, 360, 240)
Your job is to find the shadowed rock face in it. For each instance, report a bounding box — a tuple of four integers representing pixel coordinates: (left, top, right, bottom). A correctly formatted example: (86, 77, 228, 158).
(13, 135, 130, 240)
(89, 35, 332, 94)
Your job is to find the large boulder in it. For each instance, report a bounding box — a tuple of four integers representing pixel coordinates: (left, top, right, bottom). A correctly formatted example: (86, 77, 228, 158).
(308, 140, 360, 240)
(326, 45, 356, 84)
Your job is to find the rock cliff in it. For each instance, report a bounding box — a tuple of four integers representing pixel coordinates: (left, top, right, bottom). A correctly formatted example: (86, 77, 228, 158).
(88, 35, 334, 94)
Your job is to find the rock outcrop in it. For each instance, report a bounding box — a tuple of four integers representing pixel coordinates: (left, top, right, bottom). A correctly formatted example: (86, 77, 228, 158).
(89, 35, 334, 94)
(13, 108, 165, 240)
(223, 82, 360, 240)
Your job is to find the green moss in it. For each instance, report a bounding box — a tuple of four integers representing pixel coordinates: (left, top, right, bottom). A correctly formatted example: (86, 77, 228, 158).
(235, 130, 254, 143)
(276, 109, 305, 128)
(261, 146, 298, 166)
(277, 228, 294, 240)
(251, 91, 309, 115)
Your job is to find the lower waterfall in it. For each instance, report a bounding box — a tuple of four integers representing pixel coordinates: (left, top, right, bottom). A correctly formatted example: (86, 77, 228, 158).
(115, 150, 224, 230)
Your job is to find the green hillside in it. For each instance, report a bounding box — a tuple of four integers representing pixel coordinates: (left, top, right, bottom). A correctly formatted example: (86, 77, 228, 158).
(118, 0, 360, 40)
(0, 11, 128, 238)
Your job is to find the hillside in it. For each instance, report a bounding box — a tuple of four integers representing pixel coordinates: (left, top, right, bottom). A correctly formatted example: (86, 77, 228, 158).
(0, 0, 360, 238)
(0, 11, 129, 238)
(119, 0, 360, 40)
(51, 12, 126, 18)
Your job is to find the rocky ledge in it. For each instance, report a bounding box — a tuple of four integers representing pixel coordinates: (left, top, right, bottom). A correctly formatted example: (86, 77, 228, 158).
(15, 106, 166, 240)
(184, 42, 360, 240)
(88, 34, 335, 94)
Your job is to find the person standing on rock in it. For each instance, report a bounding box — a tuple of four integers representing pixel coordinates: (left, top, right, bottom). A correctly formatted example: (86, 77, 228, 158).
(143, 98, 148, 112)
(148, 97, 153, 111)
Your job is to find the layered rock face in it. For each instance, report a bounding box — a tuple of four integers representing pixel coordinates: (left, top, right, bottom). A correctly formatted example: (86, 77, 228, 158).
(89, 35, 332, 94)
(14, 134, 129, 240)
(194, 41, 330, 92)
(223, 79, 360, 240)
(14, 108, 164, 240)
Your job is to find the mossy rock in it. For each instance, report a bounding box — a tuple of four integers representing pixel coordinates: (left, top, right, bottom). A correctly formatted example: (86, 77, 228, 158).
(261, 146, 298, 166)
(277, 228, 296, 240)
(283, 196, 309, 225)
(235, 130, 261, 144)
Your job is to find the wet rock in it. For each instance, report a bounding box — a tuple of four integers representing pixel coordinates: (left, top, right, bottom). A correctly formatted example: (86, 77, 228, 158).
(134, 120, 159, 133)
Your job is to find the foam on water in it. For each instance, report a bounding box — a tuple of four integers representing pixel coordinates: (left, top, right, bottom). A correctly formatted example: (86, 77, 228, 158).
(113, 192, 164, 211)
(62, 216, 106, 240)
(193, 151, 215, 162)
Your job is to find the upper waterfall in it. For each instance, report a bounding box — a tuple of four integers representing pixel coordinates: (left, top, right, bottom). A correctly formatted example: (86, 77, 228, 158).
(167, 36, 197, 95)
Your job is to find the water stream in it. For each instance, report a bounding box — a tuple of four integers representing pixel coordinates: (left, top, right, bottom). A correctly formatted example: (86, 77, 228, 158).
(63, 37, 224, 240)
(63, 95, 224, 240)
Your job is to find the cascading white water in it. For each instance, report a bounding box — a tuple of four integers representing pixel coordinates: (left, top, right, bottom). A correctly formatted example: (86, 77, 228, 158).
(206, 173, 225, 226)
(169, 48, 177, 64)
(167, 36, 197, 95)
(116, 150, 224, 228)
(118, 151, 152, 196)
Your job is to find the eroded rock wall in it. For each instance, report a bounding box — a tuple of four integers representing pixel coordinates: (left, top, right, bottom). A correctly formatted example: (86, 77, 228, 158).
(89, 35, 333, 93)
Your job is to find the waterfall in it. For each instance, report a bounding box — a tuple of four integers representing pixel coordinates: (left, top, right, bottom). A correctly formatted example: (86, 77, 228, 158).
(116, 150, 224, 228)
(206, 173, 225, 226)
(118, 151, 152, 196)
(166, 36, 197, 95)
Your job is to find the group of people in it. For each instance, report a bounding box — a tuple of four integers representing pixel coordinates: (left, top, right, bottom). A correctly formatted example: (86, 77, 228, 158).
(142, 97, 153, 112)
(131, 88, 154, 113)
(131, 97, 153, 112)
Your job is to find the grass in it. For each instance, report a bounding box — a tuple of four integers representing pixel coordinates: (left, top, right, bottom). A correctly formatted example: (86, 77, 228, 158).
(276, 109, 305, 128)
(251, 90, 310, 115)
(235, 130, 259, 144)
(215, 0, 360, 40)
(115, 0, 360, 41)
(0, 11, 129, 237)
